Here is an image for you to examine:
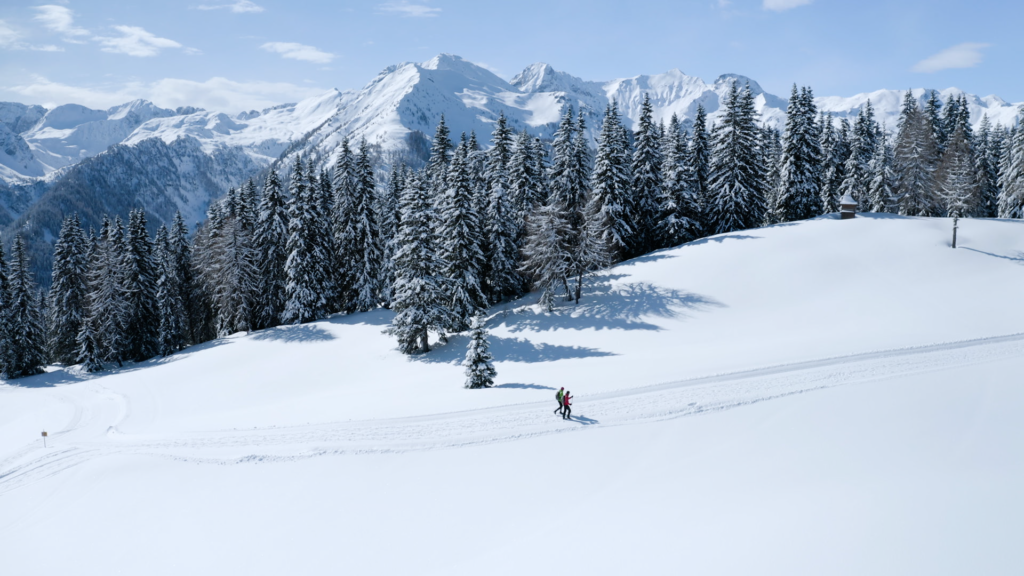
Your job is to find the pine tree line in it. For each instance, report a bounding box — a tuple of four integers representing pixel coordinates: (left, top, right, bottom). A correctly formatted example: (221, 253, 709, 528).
(7, 89, 1024, 374)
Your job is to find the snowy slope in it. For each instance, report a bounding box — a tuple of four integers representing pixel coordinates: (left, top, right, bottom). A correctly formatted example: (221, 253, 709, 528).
(1, 215, 1023, 574)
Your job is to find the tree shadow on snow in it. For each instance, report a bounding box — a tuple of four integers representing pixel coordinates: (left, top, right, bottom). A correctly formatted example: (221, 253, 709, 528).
(3, 337, 233, 388)
(961, 247, 1024, 265)
(497, 273, 725, 334)
(326, 308, 394, 327)
(492, 383, 558, 390)
(412, 333, 615, 366)
(250, 324, 336, 343)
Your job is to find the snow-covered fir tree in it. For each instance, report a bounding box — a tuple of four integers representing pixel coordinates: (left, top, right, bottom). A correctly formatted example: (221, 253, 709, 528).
(924, 90, 946, 158)
(760, 125, 783, 225)
(867, 131, 897, 213)
(708, 82, 767, 234)
(975, 116, 1001, 218)
(209, 203, 258, 335)
(88, 217, 128, 366)
(774, 85, 823, 223)
(283, 155, 332, 324)
(46, 214, 88, 364)
(0, 242, 10, 376)
(253, 169, 290, 329)
(4, 235, 46, 378)
(894, 90, 940, 216)
(333, 139, 382, 312)
(588, 101, 634, 262)
(331, 137, 358, 309)
(997, 110, 1024, 218)
(657, 113, 699, 245)
(427, 115, 453, 199)
(938, 121, 978, 218)
(483, 112, 522, 303)
(520, 202, 572, 310)
(438, 136, 487, 332)
(630, 94, 664, 254)
(155, 225, 186, 356)
(687, 104, 712, 236)
(508, 130, 543, 241)
(463, 315, 496, 389)
(120, 209, 160, 362)
(378, 163, 404, 308)
(387, 172, 449, 353)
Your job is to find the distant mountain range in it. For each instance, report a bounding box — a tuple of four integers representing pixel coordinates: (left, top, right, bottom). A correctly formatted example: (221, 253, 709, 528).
(0, 53, 1021, 283)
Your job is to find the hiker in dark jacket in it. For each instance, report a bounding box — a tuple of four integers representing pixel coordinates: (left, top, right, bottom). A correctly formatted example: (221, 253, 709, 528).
(554, 387, 565, 416)
(562, 391, 573, 420)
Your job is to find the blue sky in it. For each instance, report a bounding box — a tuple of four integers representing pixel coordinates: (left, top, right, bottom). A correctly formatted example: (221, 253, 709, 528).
(0, 0, 1019, 112)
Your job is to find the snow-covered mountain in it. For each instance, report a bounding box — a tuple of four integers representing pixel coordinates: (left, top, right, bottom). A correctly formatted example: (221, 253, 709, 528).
(3, 53, 1021, 186)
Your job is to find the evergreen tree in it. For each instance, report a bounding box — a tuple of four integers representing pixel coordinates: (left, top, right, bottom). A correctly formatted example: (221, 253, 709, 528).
(168, 212, 200, 345)
(209, 205, 258, 335)
(657, 113, 699, 245)
(283, 156, 332, 324)
(349, 139, 383, 312)
(520, 202, 572, 310)
(378, 163, 404, 308)
(483, 113, 522, 302)
(508, 130, 543, 236)
(438, 137, 486, 332)
(588, 101, 634, 261)
(427, 115, 453, 198)
(155, 225, 186, 356)
(4, 235, 46, 378)
(120, 209, 160, 362)
(47, 215, 88, 364)
(253, 169, 290, 328)
(331, 137, 358, 309)
(774, 85, 824, 222)
(687, 104, 712, 236)
(938, 121, 978, 218)
(708, 82, 767, 234)
(975, 116, 1001, 218)
(89, 217, 127, 366)
(463, 315, 496, 389)
(894, 90, 940, 216)
(867, 131, 897, 213)
(387, 173, 449, 353)
(0, 242, 10, 376)
(924, 90, 945, 157)
(630, 94, 664, 253)
(997, 110, 1024, 218)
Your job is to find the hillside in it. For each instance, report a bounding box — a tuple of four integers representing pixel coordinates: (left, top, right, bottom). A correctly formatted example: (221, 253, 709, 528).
(1, 214, 1022, 574)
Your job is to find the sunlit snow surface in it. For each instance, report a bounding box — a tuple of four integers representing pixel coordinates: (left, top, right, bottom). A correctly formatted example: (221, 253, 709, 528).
(1, 214, 1023, 575)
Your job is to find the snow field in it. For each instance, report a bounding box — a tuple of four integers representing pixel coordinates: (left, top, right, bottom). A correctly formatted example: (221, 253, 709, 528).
(1, 214, 1023, 574)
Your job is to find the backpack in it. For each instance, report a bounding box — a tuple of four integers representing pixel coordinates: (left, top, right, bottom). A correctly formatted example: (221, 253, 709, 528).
(556, 390, 563, 401)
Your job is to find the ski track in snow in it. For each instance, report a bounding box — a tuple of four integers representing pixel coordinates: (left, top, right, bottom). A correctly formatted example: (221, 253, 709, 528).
(2, 332, 1022, 494)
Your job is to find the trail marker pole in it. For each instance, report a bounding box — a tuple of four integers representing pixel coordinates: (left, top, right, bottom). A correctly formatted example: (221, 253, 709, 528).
(952, 216, 959, 249)
(41, 431, 48, 448)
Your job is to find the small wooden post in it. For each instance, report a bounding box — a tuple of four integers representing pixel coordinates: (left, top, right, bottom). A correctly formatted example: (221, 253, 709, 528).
(41, 431, 48, 448)
(840, 192, 858, 220)
(952, 216, 958, 249)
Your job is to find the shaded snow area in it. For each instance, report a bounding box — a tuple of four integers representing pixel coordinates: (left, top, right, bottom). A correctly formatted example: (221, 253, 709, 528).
(2, 214, 1023, 575)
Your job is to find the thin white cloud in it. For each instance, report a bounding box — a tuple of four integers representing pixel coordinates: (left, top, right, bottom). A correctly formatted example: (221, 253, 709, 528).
(32, 5, 90, 40)
(378, 1, 441, 17)
(0, 19, 65, 51)
(0, 19, 24, 47)
(197, 1, 265, 13)
(763, 0, 813, 11)
(6, 74, 327, 112)
(260, 41, 334, 64)
(95, 25, 183, 57)
(912, 42, 991, 73)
